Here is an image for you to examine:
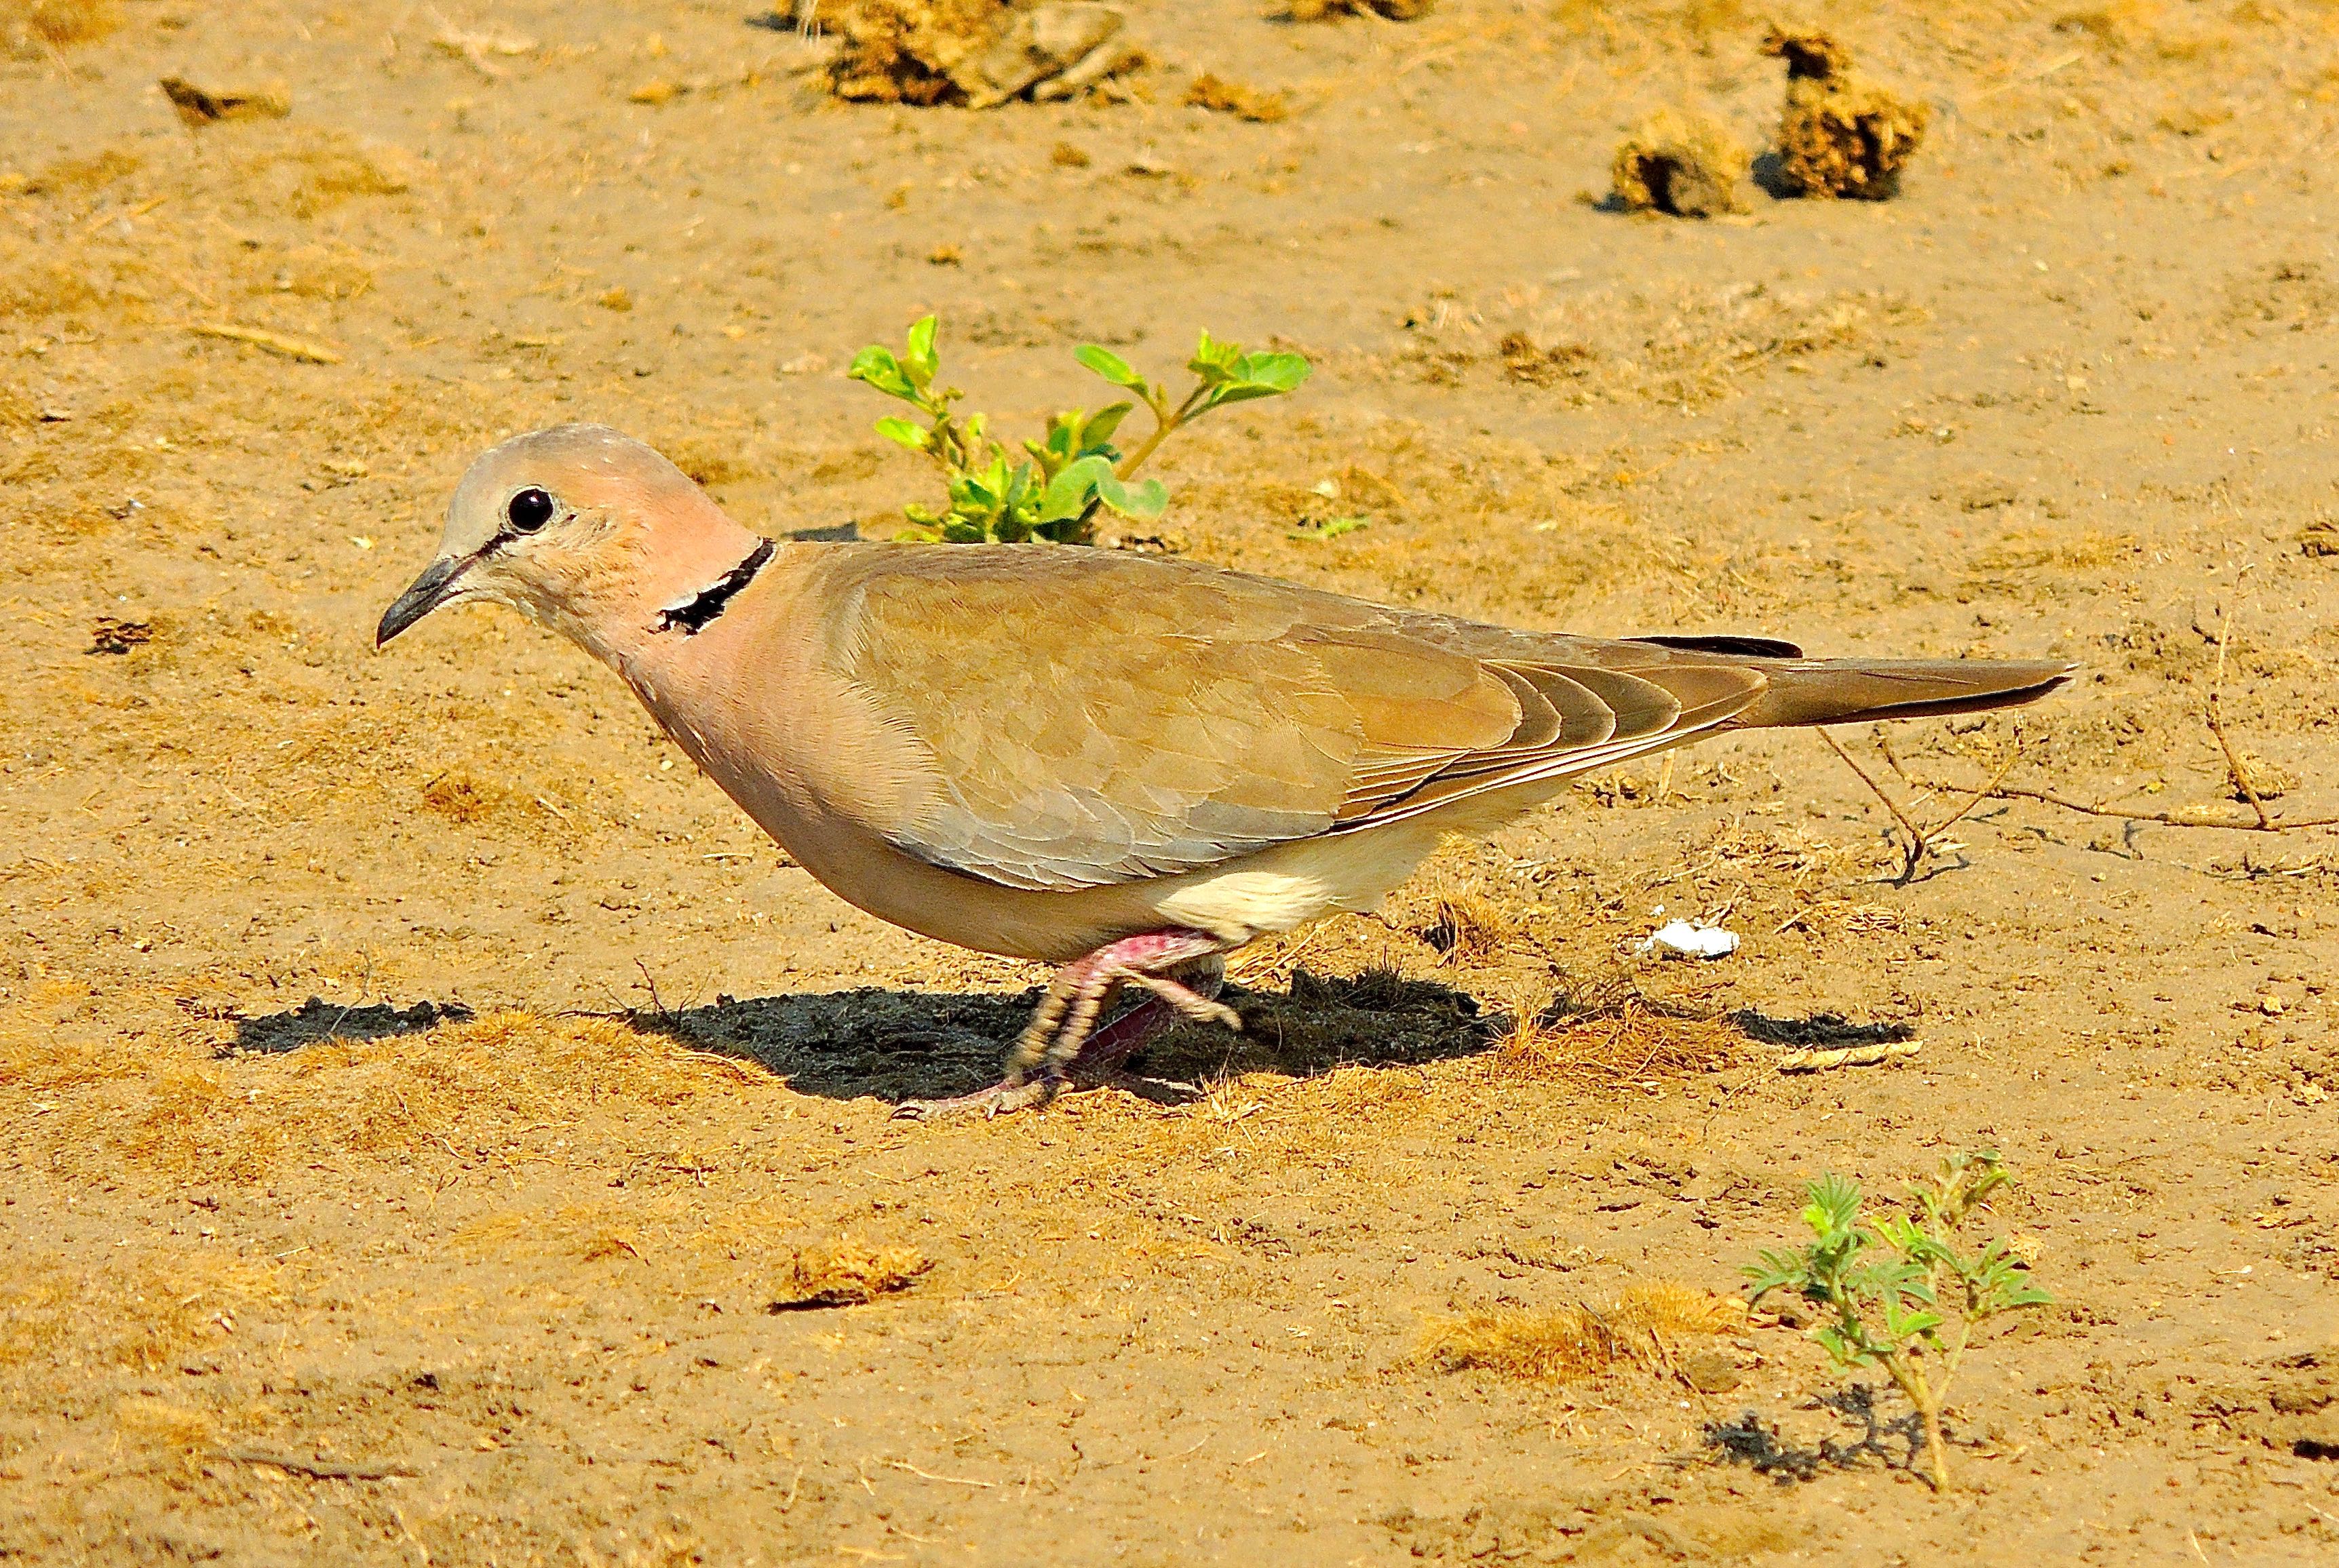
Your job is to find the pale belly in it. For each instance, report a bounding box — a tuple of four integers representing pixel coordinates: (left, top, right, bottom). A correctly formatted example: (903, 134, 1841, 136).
(717, 764, 1558, 965)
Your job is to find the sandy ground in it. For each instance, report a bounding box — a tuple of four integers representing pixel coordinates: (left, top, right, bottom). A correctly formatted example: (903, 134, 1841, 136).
(4, 0, 2338, 1562)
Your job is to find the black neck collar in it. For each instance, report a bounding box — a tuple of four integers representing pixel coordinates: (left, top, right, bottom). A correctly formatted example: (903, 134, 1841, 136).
(654, 538, 775, 636)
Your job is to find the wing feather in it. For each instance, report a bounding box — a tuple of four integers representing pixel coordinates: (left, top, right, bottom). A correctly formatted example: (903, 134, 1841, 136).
(822, 547, 1771, 890)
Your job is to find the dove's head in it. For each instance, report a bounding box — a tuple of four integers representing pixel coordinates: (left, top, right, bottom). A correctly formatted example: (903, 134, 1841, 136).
(376, 424, 762, 664)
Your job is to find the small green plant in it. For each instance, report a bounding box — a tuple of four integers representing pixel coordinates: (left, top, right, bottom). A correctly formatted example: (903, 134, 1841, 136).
(1745, 1151, 2050, 1492)
(847, 316, 1309, 543)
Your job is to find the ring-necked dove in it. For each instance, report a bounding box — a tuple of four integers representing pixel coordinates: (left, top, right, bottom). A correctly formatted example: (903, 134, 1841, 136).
(379, 425, 2072, 1115)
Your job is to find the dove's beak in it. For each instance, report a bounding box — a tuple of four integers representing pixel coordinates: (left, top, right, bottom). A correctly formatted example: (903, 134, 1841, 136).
(376, 554, 468, 648)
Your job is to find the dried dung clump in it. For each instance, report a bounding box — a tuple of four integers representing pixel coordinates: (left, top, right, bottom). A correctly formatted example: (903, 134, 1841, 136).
(1288, 0, 1435, 18)
(1186, 72, 1289, 123)
(1424, 1282, 1747, 1381)
(1610, 106, 1748, 218)
(1762, 27, 1927, 199)
(2228, 751, 2295, 802)
(826, 1, 1138, 108)
(768, 1240, 934, 1308)
(826, 0, 1005, 104)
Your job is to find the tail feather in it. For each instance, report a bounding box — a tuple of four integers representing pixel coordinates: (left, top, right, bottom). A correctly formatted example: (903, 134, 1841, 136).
(1726, 658, 2076, 730)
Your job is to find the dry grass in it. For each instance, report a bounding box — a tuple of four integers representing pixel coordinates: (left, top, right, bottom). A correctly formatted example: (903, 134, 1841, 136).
(666, 435, 757, 488)
(0, 246, 108, 319)
(2055, 1, 2256, 61)
(113, 1396, 222, 1454)
(418, 769, 548, 827)
(1610, 107, 1748, 218)
(1488, 998, 1750, 1090)
(7, 0, 117, 52)
(1423, 1282, 1747, 1381)
(9, 1011, 752, 1185)
(1419, 890, 1515, 963)
(1405, 281, 1914, 410)
(0, 1251, 287, 1371)
(769, 1240, 933, 1308)
(1973, 528, 2143, 571)
(283, 136, 416, 216)
(446, 1196, 696, 1262)
(1652, 817, 1901, 904)
(1186, 73, 1290, 123)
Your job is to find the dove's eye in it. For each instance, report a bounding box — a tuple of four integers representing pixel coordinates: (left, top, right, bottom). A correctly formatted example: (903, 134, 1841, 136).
(507, 487, 556, 533)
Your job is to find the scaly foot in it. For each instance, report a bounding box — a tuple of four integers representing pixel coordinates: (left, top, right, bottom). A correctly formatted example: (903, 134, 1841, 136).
(894, 933, 1236, 1120)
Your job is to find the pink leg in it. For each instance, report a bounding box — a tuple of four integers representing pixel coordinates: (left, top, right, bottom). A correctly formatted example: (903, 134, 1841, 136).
(895, 932, 1237, 1120)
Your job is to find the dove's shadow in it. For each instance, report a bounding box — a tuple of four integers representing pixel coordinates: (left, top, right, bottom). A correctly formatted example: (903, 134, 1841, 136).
(637, 968, 1501, 1105)
(229, 996, 476, 1055)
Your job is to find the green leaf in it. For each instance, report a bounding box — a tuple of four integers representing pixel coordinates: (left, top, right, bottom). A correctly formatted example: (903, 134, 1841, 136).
(903, 315, 940, 387)
(1083, 401, 1134, 447)
(1811, 1325, 1861, 1368)
(1036, 413, 1080, 462)
(1001, 460, 1036, 519)
(874, 416, 929, 450)
(1205, 380, 1296, 410)
(1236, 350, 1311, 391)
(1075, 345, 1146, 390)
(1094, 473, 1168, 519)
(1882, 1302, 1944, 1341)
(1190, 350, 1307, 413)
(1743, 1252, 1806, 1299)
(1037, 454, 1113, 523)
(951, 472, 999, 513)
(1805, 1175, 1864, 1238)
(1189, 330, 1242, 381)
(847, 345, 916, 401)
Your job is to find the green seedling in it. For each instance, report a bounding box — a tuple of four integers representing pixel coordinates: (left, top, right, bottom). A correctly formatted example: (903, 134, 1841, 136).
(1745, 1151, 2050, 1492)
(847, 316, 1309, 543)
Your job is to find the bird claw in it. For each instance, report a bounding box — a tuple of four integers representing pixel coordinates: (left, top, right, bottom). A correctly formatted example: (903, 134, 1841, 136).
(898, 930, 1237, 1123)
(1183, 997, 1242, 1032)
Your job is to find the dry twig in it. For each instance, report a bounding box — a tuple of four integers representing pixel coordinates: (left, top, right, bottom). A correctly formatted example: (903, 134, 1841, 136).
(187, 323, 343, 364)
(1899, 779, 2336, 834)
(2206, 593, 2273, 829)
(1897, 593, 2333, 834)
(216, 1449, 417, 1480)
(1819, 726, 2019, 881)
